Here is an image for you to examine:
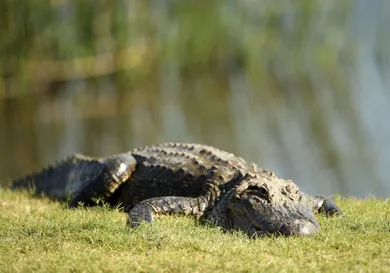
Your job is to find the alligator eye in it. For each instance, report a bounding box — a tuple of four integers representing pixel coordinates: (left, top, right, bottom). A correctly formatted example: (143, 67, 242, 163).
(247, 185, 269, 199)
(258, 186, 269, 198)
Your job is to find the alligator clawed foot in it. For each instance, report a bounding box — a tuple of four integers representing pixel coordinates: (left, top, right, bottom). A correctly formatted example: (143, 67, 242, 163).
(318, 199, 344, 216)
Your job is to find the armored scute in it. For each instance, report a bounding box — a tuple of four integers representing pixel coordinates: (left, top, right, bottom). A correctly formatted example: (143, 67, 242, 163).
(11, 143, 343, 237)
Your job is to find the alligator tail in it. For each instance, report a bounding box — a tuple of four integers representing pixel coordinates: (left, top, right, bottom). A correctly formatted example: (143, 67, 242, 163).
(10, 154, 105, 201)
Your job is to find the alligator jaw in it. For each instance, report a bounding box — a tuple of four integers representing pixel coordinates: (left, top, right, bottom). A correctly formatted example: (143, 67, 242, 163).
(251, 218, 320, 237)
(278, 220, 320, 236)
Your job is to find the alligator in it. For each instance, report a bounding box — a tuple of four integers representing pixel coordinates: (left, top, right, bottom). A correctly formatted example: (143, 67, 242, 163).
(11, 142, 343, 237)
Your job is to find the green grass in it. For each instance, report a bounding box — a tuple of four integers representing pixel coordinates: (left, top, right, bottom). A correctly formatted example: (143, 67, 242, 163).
(0, 189, 389, 272)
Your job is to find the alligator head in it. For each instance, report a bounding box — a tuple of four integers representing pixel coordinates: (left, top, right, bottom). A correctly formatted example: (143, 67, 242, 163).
(210, 172, 320, 237)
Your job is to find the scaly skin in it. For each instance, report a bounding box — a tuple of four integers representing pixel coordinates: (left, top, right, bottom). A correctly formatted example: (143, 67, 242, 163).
(11, 153, 136, 205)
(10, 143, 343, 237)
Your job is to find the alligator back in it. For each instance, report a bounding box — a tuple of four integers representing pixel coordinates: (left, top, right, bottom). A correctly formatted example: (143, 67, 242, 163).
(117, 143, 257, 210)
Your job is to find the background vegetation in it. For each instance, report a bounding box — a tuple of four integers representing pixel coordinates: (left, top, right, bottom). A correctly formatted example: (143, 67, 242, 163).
(1, 1, 390, 197)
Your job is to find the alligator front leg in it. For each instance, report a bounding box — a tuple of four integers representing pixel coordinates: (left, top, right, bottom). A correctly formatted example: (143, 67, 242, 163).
(68, 153, 137, 207)
(128, 196, 208, 227)
(303, 194, 343, 216)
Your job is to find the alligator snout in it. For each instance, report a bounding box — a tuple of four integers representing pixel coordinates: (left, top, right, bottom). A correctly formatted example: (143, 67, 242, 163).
(279, 219, 320, 236)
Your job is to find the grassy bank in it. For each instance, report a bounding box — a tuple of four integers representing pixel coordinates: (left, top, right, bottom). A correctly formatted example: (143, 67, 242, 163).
(0, 189, 389, 272)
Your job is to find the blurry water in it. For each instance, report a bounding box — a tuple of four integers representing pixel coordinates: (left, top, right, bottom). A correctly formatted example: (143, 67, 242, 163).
(0, 0, 390, 197)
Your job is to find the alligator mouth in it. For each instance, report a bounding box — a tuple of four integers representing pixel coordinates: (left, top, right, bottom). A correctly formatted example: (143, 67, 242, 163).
(251, 219, 320, 237)
(278, 220, 320, 236)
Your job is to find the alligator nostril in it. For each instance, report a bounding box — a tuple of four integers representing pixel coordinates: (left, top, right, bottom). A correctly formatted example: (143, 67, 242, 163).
(297, 222, 320, 235)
